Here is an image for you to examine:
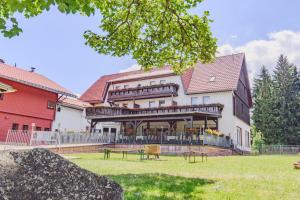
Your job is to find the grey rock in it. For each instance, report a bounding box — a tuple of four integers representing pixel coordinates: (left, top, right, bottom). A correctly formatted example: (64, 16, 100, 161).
(0, 149, 123, 200)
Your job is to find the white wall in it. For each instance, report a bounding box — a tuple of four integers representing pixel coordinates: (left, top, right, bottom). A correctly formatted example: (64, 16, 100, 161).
(52, 105, 90, 132)
(234, 117, 251, 151)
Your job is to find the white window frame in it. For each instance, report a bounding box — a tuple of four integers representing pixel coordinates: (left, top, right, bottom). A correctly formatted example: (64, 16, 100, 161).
(159, 100, 165, 107)
(149, 101, 156, 108)
(160, 80, 166, 84)
(236, 126, 242, 146)
(150, 81, 156, 86)
(191, 97, 198, 106)
(203, 96, 210, 104)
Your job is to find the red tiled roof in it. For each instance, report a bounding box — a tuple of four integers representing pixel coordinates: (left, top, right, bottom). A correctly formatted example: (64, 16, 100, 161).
(60, 98, 91, 109)
(80, 67, 172, 103)
(80, 53, 248, 103)
(186, 53, 245, 94)
(0, 63, 75, 97)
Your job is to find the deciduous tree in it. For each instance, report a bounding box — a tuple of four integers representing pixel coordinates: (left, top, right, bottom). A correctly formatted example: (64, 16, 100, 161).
(0, 0, 217, 73)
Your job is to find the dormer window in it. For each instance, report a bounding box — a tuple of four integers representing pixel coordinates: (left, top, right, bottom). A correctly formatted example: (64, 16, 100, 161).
(124, 85, 129, 89)
(209, 76, 216, 82)
(115, 86, 120, 90)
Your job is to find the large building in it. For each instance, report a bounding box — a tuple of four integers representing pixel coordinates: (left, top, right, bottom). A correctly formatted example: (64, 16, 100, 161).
(0, 61, 75, 141)
(80, 53, 252, 151)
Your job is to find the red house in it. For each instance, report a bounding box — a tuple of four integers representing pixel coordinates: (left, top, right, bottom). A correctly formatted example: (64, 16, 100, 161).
(0, 61, 75, 141)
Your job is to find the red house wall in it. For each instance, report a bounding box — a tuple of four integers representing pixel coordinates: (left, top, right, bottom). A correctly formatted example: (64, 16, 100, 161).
(0, 78, 57, 141)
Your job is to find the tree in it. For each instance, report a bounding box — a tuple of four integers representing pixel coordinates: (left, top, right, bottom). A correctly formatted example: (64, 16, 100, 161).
(252, 66, 278, 144)
(251, 125, 264, 153)
(0, 0, 217, 73)
(272, 55, 300, 145)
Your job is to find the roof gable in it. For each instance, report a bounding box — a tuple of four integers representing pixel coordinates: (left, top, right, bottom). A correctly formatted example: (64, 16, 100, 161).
(0, 63, 75, 97)
(80, 53, 249, 103)
(187, 53, 245, 94)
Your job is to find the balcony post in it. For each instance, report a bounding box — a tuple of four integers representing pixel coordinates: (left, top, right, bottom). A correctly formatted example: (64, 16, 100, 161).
(204, 116, 208, 130)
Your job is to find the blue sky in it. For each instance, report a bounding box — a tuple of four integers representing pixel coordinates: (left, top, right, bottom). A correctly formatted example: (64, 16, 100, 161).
(1, 0, 300, 94)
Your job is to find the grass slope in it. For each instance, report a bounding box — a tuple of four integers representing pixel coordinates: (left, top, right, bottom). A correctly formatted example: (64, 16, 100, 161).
(69, 153, 300, 200)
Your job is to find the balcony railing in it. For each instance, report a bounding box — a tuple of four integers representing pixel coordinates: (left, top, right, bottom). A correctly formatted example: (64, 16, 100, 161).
(107, 83, 179, 101)
(86, 104, 224, 118)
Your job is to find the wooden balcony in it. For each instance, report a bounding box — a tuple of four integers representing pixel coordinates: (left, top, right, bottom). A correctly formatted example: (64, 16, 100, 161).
(86, 104, 224, 120)
(107, 83, 179, 102)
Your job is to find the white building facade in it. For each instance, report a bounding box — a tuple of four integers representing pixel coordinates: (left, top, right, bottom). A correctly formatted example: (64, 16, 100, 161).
(80, 53, 252, 151)
(52, 98, 90, 133)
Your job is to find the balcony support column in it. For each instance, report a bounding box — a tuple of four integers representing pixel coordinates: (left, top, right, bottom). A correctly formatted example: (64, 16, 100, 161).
(204, 116, 208, 130)
(213, 118, 219, 130)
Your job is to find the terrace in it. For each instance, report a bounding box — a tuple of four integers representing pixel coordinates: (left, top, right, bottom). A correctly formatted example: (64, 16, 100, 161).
(86, 104, 228, 147)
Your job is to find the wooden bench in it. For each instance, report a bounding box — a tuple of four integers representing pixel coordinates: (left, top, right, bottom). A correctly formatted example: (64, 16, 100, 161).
(183, 151, 208, 163)
(99, 148, 144, 160)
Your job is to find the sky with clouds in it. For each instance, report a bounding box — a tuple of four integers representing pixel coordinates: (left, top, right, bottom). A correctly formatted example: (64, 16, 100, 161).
(0, 0, 300, 94)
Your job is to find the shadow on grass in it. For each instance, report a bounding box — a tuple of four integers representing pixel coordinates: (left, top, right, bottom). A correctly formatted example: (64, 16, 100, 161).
(107, 173, 214, 200)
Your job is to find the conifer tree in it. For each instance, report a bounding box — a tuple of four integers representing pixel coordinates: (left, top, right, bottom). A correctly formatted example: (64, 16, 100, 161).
(252, 66, 277, 144)
(272, 55, 300, 144)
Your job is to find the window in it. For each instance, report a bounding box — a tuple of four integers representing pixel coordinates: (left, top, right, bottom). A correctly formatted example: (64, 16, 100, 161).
(150, 81, 156, 86)
(209, 76, 216, 82)
(0, 93, 4, 100)
(137, 84, 141, 87)
(111, 128, 117, 134)
(122, 103, 128, 108)
(149, 101, 155, 108)
(115, 86, 121, 90)
(12, 123, 19, 130)
(159, 100, 165, 107)
(22, 125, 29, 131)
(245, 131, 250, 147)
(241, 103, 244, 113)
(203, 96, 210, 104)
(47, 101, 55, 109)
(44, 128, 50, 131)
(124, 85, 129, 89)
(36, 127, 42, 131)
(160, 80, 166, 84)
(103, 128, 109, 133)
(236, 126, 242, 146)
(191, 97, 198, 106)
(57, 106, 61, 112)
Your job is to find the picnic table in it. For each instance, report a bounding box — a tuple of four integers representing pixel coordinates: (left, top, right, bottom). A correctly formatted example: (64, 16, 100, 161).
(183, 150, 208, 163)
(100, 148, 145, 160)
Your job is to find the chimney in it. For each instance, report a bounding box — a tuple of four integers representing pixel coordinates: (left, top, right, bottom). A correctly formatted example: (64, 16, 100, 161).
(0, 58, 5, 63)
(30, 67, 36, 72)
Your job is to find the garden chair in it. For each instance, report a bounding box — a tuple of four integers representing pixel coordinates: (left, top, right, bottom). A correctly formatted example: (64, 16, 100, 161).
(144, 145, 161, 159)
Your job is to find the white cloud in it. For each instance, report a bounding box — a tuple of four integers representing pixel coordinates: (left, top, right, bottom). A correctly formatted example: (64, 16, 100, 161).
(120, 30, 300, 86)
(119, 64, 141, 72)
(218, 30, 300, 85)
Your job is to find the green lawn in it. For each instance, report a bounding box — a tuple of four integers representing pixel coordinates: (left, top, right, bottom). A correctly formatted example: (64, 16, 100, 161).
(69, 153, 300, 200)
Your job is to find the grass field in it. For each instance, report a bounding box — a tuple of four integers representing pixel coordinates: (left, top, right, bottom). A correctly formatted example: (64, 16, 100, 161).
(69, 153, 300, 200)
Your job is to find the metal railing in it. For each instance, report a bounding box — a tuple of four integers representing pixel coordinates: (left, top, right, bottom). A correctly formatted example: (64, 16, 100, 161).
(4, 130, 111, 148)
(258, 145, 300, 155)
(115, 132, 230, 148)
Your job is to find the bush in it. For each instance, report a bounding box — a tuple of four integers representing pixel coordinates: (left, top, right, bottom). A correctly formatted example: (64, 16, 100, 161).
(251, 126, 264, 152)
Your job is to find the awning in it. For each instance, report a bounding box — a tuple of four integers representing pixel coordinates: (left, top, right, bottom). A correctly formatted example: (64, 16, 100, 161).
(0, 82, 16, 93)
